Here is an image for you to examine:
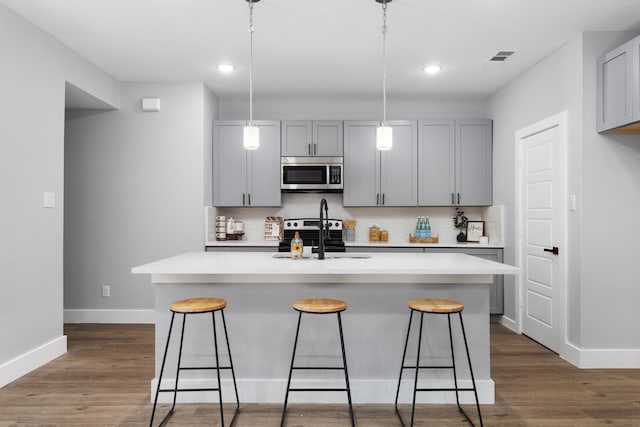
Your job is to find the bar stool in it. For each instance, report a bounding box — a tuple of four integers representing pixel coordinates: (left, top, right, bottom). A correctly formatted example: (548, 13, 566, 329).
(280, 298, 354, 427)
(150, 297, 240, 427)
(394, 298, 483, 427)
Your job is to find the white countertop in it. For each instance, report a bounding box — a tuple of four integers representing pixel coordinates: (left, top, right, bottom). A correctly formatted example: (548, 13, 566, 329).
(204, 240, 504, 249)
(132, 251, 518, 284)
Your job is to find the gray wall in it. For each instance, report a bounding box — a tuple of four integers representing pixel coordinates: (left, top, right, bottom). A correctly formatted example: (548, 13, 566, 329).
(219, 95, 486, 120)
(64, 82, 218, 310)
(485, 34, 584, 335)
(486, 32, 640, 349)
(0, 4, 119, 366)
(579, 33, 640, 348)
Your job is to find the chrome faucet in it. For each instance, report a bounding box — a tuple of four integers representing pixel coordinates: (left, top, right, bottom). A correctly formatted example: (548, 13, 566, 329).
(318, 198, 329, 260)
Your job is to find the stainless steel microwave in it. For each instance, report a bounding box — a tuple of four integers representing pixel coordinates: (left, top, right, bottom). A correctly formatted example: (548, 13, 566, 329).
(281, 156, 343, 192)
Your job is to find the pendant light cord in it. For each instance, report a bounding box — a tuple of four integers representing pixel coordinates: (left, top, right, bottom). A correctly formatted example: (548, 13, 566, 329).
(381, 1, 388, 126)
(248, 0, 254, 125)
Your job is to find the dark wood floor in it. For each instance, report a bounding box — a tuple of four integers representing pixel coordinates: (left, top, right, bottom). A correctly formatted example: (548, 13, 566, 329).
(0, 323, 638, 426)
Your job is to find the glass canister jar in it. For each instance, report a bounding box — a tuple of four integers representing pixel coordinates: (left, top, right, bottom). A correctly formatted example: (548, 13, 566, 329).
(369, 225, 380, 242)
(380, 229, 389, 242)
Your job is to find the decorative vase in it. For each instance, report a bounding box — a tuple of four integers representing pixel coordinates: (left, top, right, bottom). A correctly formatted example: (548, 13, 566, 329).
(456, 231, 467, 242)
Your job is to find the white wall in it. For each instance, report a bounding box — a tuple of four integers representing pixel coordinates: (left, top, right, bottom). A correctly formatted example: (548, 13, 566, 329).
(486, 31, 640, 353)
(64, 82, 218, 313)
(0, 3, 119, 384)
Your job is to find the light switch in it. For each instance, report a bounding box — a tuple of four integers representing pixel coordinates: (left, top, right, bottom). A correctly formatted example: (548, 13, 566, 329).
(569, 194, 576, 211)
(43, 192, 55, 208)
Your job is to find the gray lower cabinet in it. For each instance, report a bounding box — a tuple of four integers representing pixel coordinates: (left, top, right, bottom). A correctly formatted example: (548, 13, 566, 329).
(281, 120, 343, 157)
(344, 120, 418, 206)
(418, 119, 492, 206)
(213, 120, 281, 207)
(346, 246, 504, 314)
(597, 37, 640, 133)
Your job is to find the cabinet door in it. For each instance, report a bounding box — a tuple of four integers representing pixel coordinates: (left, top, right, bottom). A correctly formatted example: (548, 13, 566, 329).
(597, 40, 634, 132)
(380, 121, 418, 206)
(418, 120, 455, 206)
(247, 121, 282, 206)
(213, 121, 247, 207)
(343, 121, 380, 206)
(456, 120, 492, 206)
(281, 120, 312, 156)
(313, 121, 343, 156)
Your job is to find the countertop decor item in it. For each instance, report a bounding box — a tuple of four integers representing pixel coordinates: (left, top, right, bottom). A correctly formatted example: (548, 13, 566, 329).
(409, 234, 439, 244)
(453, 207, 468, 242)
(466, 221, 485, 243)
(264, 216, 283, 241)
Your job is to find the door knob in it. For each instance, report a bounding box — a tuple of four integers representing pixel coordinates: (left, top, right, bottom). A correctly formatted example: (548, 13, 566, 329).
(543, 246, 559, 255)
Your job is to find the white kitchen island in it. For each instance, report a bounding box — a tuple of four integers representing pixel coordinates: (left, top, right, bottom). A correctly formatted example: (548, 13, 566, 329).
(132, 252, 518, 405)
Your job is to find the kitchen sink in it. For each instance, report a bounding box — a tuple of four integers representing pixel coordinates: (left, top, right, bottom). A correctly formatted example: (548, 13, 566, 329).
(272, 253, 371, 259)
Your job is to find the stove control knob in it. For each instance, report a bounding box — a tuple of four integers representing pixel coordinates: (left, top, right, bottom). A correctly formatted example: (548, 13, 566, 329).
(293, 222, 298, 227)
(286, 222, 291, 227)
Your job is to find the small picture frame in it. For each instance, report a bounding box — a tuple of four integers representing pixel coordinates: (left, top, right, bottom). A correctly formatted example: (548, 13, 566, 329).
(466, 221, 485, 243)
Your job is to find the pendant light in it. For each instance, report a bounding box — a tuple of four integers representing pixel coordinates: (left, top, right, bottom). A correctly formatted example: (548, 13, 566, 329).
(375, 0, 393, 150)
(243, 0, 260, 150)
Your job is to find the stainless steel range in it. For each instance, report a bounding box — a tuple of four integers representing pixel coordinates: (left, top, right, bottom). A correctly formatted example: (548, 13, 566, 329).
(278, 218, 346, 253)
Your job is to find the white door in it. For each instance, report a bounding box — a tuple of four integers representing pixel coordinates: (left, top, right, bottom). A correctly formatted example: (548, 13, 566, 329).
(518, 114, 566, 354)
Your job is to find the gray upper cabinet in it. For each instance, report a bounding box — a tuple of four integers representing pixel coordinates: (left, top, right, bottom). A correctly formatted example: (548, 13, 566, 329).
(281, 120, 343, 157)
(597, 36, 640, 133)
(418, 119, 492, 206)
(344, 120, 418, 206)
(213, 120, 281, 207)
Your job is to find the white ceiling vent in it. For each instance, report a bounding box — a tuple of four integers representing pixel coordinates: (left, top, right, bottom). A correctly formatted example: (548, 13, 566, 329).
(484, 51, 516, 65)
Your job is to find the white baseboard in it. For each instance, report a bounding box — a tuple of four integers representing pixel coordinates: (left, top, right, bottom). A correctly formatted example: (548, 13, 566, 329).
(0, 336, 67, 388)
(150, 378, 494, 404)
(563, 342, 640, 368)
(64, 309, 155, 324)
(499, 315, 518, 333)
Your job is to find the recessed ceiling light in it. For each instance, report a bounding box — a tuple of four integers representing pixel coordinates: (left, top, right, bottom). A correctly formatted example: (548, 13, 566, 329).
(217, 64, 235, 73)
(423, 65, 442, 75)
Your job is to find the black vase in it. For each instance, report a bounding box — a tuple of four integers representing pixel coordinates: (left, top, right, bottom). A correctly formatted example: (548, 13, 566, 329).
(456, 231, 467, 242)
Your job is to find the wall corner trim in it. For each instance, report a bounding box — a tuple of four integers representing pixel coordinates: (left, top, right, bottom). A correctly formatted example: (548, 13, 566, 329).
(0, 336, 67, 388)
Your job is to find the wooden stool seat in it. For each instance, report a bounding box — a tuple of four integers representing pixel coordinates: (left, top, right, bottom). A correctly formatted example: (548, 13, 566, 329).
(293, 298, 347, 313)
(408, 298, 464, 314)
(170, 297, 227, 313)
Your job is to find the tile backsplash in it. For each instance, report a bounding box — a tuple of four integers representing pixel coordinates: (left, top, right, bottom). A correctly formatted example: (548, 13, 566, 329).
(207, 193, 504, 244)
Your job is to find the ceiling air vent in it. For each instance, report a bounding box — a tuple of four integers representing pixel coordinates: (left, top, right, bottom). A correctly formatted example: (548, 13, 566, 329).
(485, 51, 516, 65)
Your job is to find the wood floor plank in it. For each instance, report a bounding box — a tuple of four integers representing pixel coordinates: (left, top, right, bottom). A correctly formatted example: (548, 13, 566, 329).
(0, 323, 638, 426)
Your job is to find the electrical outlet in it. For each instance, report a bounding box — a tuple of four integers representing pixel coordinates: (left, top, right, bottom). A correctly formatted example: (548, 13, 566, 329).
(102, 285, 110, 297)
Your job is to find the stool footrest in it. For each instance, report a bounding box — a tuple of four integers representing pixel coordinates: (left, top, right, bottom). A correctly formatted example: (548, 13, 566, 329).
(158, 387, 220, 393)
(292, 366, 346, 370)
(289, 387, 349, 392)
(416, 387, 477, 392)
(179, 366, 234, 371)
(401, 365, 455, 370)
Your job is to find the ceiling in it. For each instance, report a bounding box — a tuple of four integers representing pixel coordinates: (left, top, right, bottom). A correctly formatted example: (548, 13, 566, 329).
(3, 0, 640, 101)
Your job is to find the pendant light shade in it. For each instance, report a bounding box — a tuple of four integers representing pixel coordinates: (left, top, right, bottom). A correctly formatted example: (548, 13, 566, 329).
(243, 125, 260, 150)
(376, 125, 393, 150)
(375, 0, 393, 151)
(243, 0, 260, 150)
